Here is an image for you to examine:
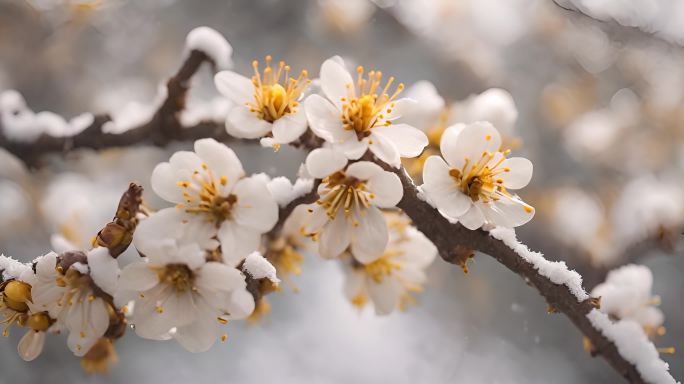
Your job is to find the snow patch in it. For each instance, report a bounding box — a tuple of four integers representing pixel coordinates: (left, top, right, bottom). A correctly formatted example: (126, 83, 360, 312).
(489, 226, 589, 301)
(242, 252, 280, 284)
(0, 255, 30, 280)
(185, 26, 233, 70)
(587, 309, 678, 384)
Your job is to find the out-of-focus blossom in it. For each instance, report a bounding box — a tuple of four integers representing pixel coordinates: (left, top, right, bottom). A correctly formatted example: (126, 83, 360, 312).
(343, 212, 436, 315)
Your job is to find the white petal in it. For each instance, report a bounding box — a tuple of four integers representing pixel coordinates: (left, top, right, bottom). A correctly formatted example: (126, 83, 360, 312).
(304, 94, 348, 142)
(334, 136, 368, 160)
(214, 71, 253, 104)
(483, 199, 535, 228)
(18, 331, 45, 361)
(344, 161, 383, 180)
(270, 108, 308, 144)
(87, 247, 118, 296)
(232, 177, 279, 232)
(217, 221, 262, 265)
(350, 207, 388, 263)
(302, 204, 329, 234)
(366, 169, 403, 208)
(384, 98, 419, 121)
(367, 276, 402, 315)
(422, 156, 471, 219)
(444, 121, 501, 170)
(134, 289, 196, 339)
(343, 269, 366, 301)
(459, 205, 486, 230)
(305, 148, 348, 178)
(66, 296, 109, 357)
(368, 132, 400, 168)
(169, 150, 203, 172)
(150, 162, 185, 204)
(194, 138, 244, 194)
(196, 262, 245, 293)
(174, 300, 220, 353)
(371, 124, 428, 158)
(499, 157, 533, 190)
(439, 124, 466, 167)
(319, 212, 351, 259)
(320, 58, 353, 109)
(226, 288, 255, 319)
(227, 106, 273, 138)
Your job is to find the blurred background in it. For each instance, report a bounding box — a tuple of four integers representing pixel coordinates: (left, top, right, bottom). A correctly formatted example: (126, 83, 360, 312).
(0, 0, 682, 382)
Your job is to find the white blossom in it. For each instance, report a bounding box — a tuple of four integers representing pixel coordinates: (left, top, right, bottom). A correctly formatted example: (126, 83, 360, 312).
(344, 212, 436, 315)
(145, 138, 279, 265)
(302, 148, 403, 261)
(215, 56, 310, 148)
(115, 238, 255, 353)
(305, 57, 428, 167)
(422, 122, 535, 229)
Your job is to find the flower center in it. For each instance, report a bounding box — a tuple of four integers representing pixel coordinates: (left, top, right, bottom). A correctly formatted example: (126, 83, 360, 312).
(363, 250, 402, 283)
(248, 55, 309, 123)
(176, 163, 237, 225)
(341, 66, 404, 140)
(449, 150, 510, 203)
(317, 171, 374, 221)
(158, 264, 194, 292)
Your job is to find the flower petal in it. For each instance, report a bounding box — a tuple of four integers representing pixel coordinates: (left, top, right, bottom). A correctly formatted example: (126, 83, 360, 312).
(371, 123, 428, 158)
(334, 136, 368, 160)
(118, 262, 158, 292)
(305, 148, 348, 178)
(150, 162, 185, 204)
(174, 300, 220, 353)
(304, 94, 348, 142)
(217, 221, 262, 265)
(270, 107, 308, 144)
(214, 71, 253, 104)
(350, 207, 388, 263)
(196, 262, 245, 293)
(320, 58, 353, 109)
(445, 121, 501, 171)
(319, 212, 351, 259)
(422, 156, 472, 219)
(483, 199, 535, 228)
(459, 205, 485, 230)
(232, 177, 279, 232)
(499, 157, 533, 190)
(368, 132, 400, 168)
(18, 330, 45, 362)
(194, 138, 244, 194)
(367, 276, 402, 315)
(226, 288, 255, 319)
(227, 106, 273, 138)
(366, 169, 403, 208)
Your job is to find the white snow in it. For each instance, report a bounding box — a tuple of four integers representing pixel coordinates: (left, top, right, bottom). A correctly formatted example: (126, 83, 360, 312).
(102, 85, 167, 134)
(592, 264, 664, 329)
(179, 96, 233, 127)
(242, 252, 280, 284)
(0, 254, 30, 280)
(587, 309, 677, 384)
(185, 26, 233, 70)
(0, 90, 95, 141)
(489, 226, 589, 301)
(267, 176, 314, 208)
(70, 262, 89, 275)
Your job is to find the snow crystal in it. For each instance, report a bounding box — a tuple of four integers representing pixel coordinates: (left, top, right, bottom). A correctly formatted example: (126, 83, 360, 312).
(0, 254, 30, 280)
(242, 252, 280, 284)
(185, 26, 233, 70)
(103, 84, 167, 134)
(70, 262, 90, 275)
(587, 309, 678, 384)
(267, 176, 314, 207)
(489, 226, 589, 301)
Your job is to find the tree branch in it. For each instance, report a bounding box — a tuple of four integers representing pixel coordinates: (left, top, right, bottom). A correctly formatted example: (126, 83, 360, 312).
(0, 46, 675, 384)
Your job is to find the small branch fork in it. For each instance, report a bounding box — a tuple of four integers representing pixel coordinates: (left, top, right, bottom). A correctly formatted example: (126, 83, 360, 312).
(0, 48, 674, 384)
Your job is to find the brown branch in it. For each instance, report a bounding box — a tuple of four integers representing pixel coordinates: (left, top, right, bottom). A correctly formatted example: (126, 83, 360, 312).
(0, 50, 230, 167)
(380, 162, 650, 384)
(0, 45, 673, 384)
